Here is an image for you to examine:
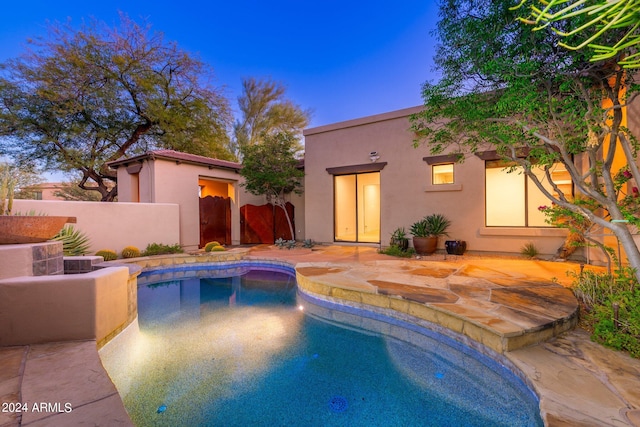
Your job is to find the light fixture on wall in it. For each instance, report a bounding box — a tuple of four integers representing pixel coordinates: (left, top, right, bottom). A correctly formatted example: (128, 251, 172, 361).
(369, 151, 380, 162)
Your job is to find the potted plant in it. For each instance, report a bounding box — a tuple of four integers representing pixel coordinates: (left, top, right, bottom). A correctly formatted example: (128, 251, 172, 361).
(410, 218, 434, 255)
(410, 213, 451, 255)
(390, 227, 409, 251)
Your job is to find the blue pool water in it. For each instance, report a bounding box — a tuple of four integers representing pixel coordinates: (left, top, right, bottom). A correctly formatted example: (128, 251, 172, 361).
(99, 263, 543, 426)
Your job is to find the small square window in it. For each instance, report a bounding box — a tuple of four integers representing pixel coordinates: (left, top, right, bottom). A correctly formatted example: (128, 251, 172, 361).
(432, 163, 454, 185)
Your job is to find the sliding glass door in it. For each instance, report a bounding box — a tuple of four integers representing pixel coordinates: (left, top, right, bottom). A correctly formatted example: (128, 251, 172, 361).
(334, 172, 380, 243)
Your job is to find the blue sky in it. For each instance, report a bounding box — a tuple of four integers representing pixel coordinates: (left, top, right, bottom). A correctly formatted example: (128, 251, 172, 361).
(0, 0, 440, 129)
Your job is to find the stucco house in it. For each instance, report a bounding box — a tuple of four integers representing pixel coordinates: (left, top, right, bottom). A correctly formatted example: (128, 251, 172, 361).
(108, 103, 638, 262)
(303, 105, 639, 262)
(108, 149, 305, 251)
(304, 106, 572, 256)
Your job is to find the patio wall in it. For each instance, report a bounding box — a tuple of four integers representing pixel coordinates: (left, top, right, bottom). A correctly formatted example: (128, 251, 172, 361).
(0, 266, 131, 346)
(12, 199, 180, 254)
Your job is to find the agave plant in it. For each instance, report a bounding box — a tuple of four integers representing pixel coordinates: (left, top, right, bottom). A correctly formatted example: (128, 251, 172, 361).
(52, 225, 91, 256)
(424, 213, 451, 237)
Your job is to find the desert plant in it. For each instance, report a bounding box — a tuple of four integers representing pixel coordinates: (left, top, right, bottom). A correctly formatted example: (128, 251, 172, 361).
(410, 219, 429, 238)
(210, 245, 226, 252)
(96, 249, 117, 261)
(424, 213, 451, 237)
(0, 165, 16, 215)
(275, 238, 287, 249)
(379, 245, 416, 258)
(204, 241, 223, 252)
(142, 243, 184, 256)
(520, 242, 539, 259)
(571, 267, 640, 358)
(302, 239, 315, 248)
(286, 239, 297, 249)
(52, 225, 91, 256)
(121, 246, 141, 258)
(390, 227, 409, 250)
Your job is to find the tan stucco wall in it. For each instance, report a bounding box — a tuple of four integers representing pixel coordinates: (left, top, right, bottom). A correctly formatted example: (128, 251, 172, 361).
(0, 266, 129, 346)
(116, 157, 306, 248)
(12, 199, 180, 254)
(0, 244, 33, 280)
(303, 106, 568, 256)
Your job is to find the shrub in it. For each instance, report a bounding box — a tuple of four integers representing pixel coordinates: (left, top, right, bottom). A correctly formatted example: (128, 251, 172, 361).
(379, 245, 416, 258)
(210, 245, 226, 252)
(204, 241, 223, 252)
(142, 243, 184, 256)
(121, 246, 141, 258)
(52, 225, 91, 256)
(95, 249, 117, 261)
(572, 267, 640, 358)
(520, 242, 539, 258)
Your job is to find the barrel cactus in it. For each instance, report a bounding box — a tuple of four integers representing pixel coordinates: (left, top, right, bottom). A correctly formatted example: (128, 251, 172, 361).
(204, 241, 224, 252)
(95, 249, 117, 261)
(121, 246, 141, 258)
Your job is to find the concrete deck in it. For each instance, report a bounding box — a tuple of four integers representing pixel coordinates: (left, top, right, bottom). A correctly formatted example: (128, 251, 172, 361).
(1, 245, 639, 426)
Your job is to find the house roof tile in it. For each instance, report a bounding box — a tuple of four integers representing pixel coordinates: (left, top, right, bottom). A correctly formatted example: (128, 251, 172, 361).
(107, 149, 242, 172)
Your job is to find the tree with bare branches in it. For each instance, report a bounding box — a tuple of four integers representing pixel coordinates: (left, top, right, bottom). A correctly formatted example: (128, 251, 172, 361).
(0, 14, 232, 201)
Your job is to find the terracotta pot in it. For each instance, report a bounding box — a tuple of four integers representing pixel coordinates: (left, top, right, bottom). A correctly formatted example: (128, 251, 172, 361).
(412, 236, 438, 255)
(0, 216, 77, 244)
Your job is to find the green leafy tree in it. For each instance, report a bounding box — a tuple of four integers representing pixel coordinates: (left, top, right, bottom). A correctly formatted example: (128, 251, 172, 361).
(232, 77, 311, 159)
(53, 179, 105, 201)
(411, 0, 640, 282)
(240, 132, 304, 240)
(1, 162, 42, 203)
(513, 0, 640, 68)
(0, 14, 232, 201)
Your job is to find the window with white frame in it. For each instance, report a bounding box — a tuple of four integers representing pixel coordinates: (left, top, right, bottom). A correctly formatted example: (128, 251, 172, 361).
(485, 161, 571, 227)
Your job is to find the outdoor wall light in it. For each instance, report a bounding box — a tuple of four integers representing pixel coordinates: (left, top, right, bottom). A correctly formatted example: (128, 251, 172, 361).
(369, 151, 380, 162)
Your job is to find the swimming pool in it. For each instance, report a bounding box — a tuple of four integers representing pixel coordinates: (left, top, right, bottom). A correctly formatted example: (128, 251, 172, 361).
(99, 262, 543, 426)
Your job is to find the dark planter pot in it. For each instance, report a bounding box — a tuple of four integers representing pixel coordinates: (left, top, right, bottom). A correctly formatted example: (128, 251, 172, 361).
(413, 236, 438, 255)
(445, 240, 467, 255)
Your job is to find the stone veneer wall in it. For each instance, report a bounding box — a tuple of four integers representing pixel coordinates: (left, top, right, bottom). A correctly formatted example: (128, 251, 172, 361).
(31, 241, 64, 276)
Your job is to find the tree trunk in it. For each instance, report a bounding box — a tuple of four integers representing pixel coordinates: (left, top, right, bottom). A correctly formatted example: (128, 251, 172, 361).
(276, 200, 295, 241)
(615, 224, 640, 284)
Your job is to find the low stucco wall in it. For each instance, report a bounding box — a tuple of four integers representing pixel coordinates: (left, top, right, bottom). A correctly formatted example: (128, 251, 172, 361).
(0, 266, 131, 346)
(0, 244, 35, 280)
(12, 199, 180, 254)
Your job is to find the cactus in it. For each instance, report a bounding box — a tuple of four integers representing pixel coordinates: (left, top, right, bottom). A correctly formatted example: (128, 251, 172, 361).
(0, 164, 16, 215)
(210, 245, 226, 251)
(96, 249, 117, 261)
(204, 241, 224, 252)
(121, 246, 141, 258)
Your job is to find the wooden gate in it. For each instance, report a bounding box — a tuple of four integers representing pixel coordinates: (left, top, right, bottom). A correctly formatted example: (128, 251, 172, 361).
(199, 196, 231, 247)
(240, 202, 294, 244)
